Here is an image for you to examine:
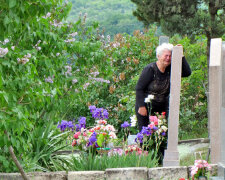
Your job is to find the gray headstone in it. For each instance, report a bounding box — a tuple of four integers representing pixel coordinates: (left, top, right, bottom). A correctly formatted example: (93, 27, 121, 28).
(159, 36, 169, 45)
(221, 42, 225, 164)
(209, 38, 222, 164)
(127, 135, 136, 145)
(208, 39, 225, 179)
(217, 41, 225, 178)
(163, 46, 183, 167)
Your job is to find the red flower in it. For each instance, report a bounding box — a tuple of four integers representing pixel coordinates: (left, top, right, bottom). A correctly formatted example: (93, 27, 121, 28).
(102, 132, 107, 136)
(74, 132, 81, 139)
(72, 140, 77, 146)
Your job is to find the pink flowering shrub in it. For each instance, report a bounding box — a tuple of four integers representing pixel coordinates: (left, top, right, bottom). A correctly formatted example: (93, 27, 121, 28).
(191, 159, 211, 178)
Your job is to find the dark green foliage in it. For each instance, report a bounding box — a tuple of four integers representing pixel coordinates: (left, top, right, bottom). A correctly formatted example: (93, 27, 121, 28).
(131, 0, 225, 60)
(131, 0, 225, 36)
(0, 123, 70, 172)
(24, 122, 70, 171)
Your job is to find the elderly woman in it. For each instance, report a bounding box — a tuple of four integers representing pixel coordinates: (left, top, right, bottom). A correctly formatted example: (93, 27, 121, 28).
(135, 43, 191, 132)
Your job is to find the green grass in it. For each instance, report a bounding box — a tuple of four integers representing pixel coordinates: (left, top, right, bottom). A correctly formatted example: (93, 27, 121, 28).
(70, 151, 158, 171)
(179, 130, 208, 141)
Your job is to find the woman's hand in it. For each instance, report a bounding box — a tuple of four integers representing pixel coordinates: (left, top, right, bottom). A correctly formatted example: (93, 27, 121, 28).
(138, 106, 147, 116)
(175, 44, 184, 57)
(175, 44, 182, 46)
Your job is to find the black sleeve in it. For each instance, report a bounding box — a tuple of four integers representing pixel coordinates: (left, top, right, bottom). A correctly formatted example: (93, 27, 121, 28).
(135, 65, 154, 107)
(181, 56, 192, 77)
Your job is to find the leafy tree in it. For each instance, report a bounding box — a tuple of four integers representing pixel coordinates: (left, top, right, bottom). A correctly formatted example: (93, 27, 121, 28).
(0, 0, 110, 174)
(131, 0, 225, 63)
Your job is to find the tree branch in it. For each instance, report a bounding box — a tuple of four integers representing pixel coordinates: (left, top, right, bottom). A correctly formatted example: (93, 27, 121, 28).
(4, 131, 29, 180)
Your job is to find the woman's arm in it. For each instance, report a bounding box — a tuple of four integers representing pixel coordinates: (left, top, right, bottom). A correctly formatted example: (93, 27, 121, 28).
(136, 64, 154, 108)
(181, 56, 192, 77)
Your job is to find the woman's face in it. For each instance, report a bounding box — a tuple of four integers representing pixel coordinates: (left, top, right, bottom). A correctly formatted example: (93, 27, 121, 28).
(157, 49, 172, 67)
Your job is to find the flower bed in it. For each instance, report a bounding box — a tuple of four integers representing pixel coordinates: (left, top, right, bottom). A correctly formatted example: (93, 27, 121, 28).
(56, 105, 169, 170)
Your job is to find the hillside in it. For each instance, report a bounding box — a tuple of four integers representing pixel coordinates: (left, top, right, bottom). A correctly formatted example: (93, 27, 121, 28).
(68, 0, 144, 36)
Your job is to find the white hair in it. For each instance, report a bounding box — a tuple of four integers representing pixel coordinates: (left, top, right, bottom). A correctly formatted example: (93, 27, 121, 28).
(156, 43, 173, 57)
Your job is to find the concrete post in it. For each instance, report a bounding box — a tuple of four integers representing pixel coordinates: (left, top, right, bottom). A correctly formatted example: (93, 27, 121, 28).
(163, 46, 183, 167)
(209, 38, 222, 164)
(217, 41, 225, 178)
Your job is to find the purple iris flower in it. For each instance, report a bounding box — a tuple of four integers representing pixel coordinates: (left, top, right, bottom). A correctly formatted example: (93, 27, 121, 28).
(92, 108, 101, 119)
(153, 126, 158, 131)
(135, 133, 143, 143)
(90, 107, 109, 120)
(89, 105, 96, 113)
(161, 132, 166, 136)
(57, 120, 69, 132)
(78, 117, 86, 128)
(88, 132, 98, 146)
(67, 121, 74, 130)
(102, 109, 109, 119)
(141, 127, 151, 136)
(121, 121, 131, 128)
(94, 142, 99, 148)
(75, 124, 81, 132)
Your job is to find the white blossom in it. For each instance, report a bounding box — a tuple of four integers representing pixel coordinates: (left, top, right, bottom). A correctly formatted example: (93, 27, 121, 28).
(161, 125, 168, 132)
(17, 53, 31, 64)
(25, 53, 31, 58)
(42, 12, 51, 19)
(158, 119, 163, 126)
(64, 38, 75, 43)
(69, 32, 78, 37)
(3, 39, 9, 45)
(72, 79, 78, 84)
(45, 76, 54, 83)
(83, 82, 90, 89)
(112, 42, 120, 48)
(130, 115, 137, 127)
(144, 94, 154, 103)
(0, 47, 8, 57)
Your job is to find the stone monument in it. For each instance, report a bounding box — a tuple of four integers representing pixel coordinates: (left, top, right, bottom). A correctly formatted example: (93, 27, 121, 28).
(209, 38, 225, 180)
(209, 38, 222, 164)
(159, 36, 169, 45)
(163, 46, 183, 166)
(214, 41, 225, 179)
